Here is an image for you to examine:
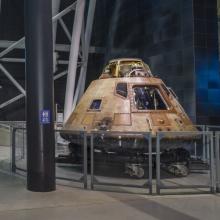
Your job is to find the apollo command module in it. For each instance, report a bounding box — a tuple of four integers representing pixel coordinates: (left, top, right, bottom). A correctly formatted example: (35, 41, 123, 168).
(58, 58, 198, 178)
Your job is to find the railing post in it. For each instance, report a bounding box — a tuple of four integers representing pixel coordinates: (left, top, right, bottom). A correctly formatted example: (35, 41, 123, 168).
(90, 134, 94, 190)
(148, 133, 152, 195)
(83, 132, 88, 189)
(156, 133, 161, 195)
(22, 128, 25, 160)
(203, 125, 207, 161)
(11, 128, 16, 173)
(209, 132, 215, 193)
(215, 133, 220, 192)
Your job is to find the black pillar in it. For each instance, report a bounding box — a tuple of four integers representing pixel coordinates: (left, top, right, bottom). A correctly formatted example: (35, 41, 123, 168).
(24, 0, 55, 192)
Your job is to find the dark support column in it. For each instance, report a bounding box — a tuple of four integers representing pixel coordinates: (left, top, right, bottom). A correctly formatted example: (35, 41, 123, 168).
(24, 0, 55, 192)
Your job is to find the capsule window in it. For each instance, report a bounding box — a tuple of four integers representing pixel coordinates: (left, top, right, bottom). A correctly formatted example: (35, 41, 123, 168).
(116, 83, 127, 98)
(133, 86, 168, 110)
(89, 99, 102, 110)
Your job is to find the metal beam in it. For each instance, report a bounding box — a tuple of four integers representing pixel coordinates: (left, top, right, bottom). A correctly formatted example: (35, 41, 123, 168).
(72, 0, 97, 110)
(0, 64, 26, 95)
(0, 40, 72, 52)
(52, 0, 61, 72)
(0, 40, 24, 49)
(0, 58, 25, 63)
(79, 0, 97, 98)
(0, 69, 69, 109)
(52, 0, 61, 44)
(64, 0, 86, 122)
(0, 57, 69, 64)
(0, 0, 96, 112)
(0, 94, 25, 109)
(57, 60, 69, 65)
(58, 18, 72, 42)
(0, 2, 77, 59)
(0, 40, 107, 54)
(53, 70, 68, 80)
(52, 2, 76, 21)
(0, 38, 25, 58)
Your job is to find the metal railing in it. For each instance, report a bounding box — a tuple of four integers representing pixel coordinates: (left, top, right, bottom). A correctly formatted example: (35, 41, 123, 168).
(89, 131, 152, 194)
(55, 130, 88, 189)
(156, 131, 215, 194)
(0, 121, 26, 128)
(10, 127, 88, 189)
(2, 123, 220, 195)
(206, 126, 220, 192)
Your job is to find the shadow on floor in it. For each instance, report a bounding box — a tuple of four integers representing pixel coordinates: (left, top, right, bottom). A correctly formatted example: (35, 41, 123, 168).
(104, 189, 200, 220)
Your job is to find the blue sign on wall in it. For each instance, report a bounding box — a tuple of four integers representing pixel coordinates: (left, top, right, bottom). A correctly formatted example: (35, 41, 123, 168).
(40, 110, 51, 124)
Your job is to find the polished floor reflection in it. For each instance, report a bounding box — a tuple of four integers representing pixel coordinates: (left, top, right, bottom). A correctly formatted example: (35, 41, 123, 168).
(0, 172, 220, 220)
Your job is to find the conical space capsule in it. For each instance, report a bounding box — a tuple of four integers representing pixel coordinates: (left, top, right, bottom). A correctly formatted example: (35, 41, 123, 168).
(64, 58, 196, 135)
(60, 58, 198, 178)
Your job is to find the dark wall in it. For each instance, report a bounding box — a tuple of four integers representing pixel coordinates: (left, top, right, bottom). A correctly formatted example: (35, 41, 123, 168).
(90, 0, 196, 121)
(89, 0, 220, 124)
(194, 0, 220, 124)
(138, 0, 196, 121)
(0, 0, 24, 40)
(0, 0, 25, 120)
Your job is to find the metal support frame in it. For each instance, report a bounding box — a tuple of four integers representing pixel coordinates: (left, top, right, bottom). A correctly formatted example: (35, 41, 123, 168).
(0, 94, 25, 109)
(52, 0, 61, 44)
(0, 0, 141, 117)
(0, 41, 107, 54)
(0, 1, 77, 109)
(58, 18, 72, 42)
(0, 0, 97, 120)
(156, 131, 215, 195)
(53, 70, 68, 80)
(72, 0, 97, 110)
(64, 0, 86, 122)
(0, 58, 70, 65)
(0, 64, 25, 95)
(90, 131, 152, 195)
(0, 3, 76, 59)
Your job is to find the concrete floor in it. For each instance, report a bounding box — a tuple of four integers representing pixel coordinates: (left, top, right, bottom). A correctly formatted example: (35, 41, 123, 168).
(0, 171, 220, 220)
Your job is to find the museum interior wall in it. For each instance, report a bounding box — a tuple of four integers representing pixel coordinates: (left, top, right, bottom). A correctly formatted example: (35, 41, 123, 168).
(194, 0, 220, 124)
